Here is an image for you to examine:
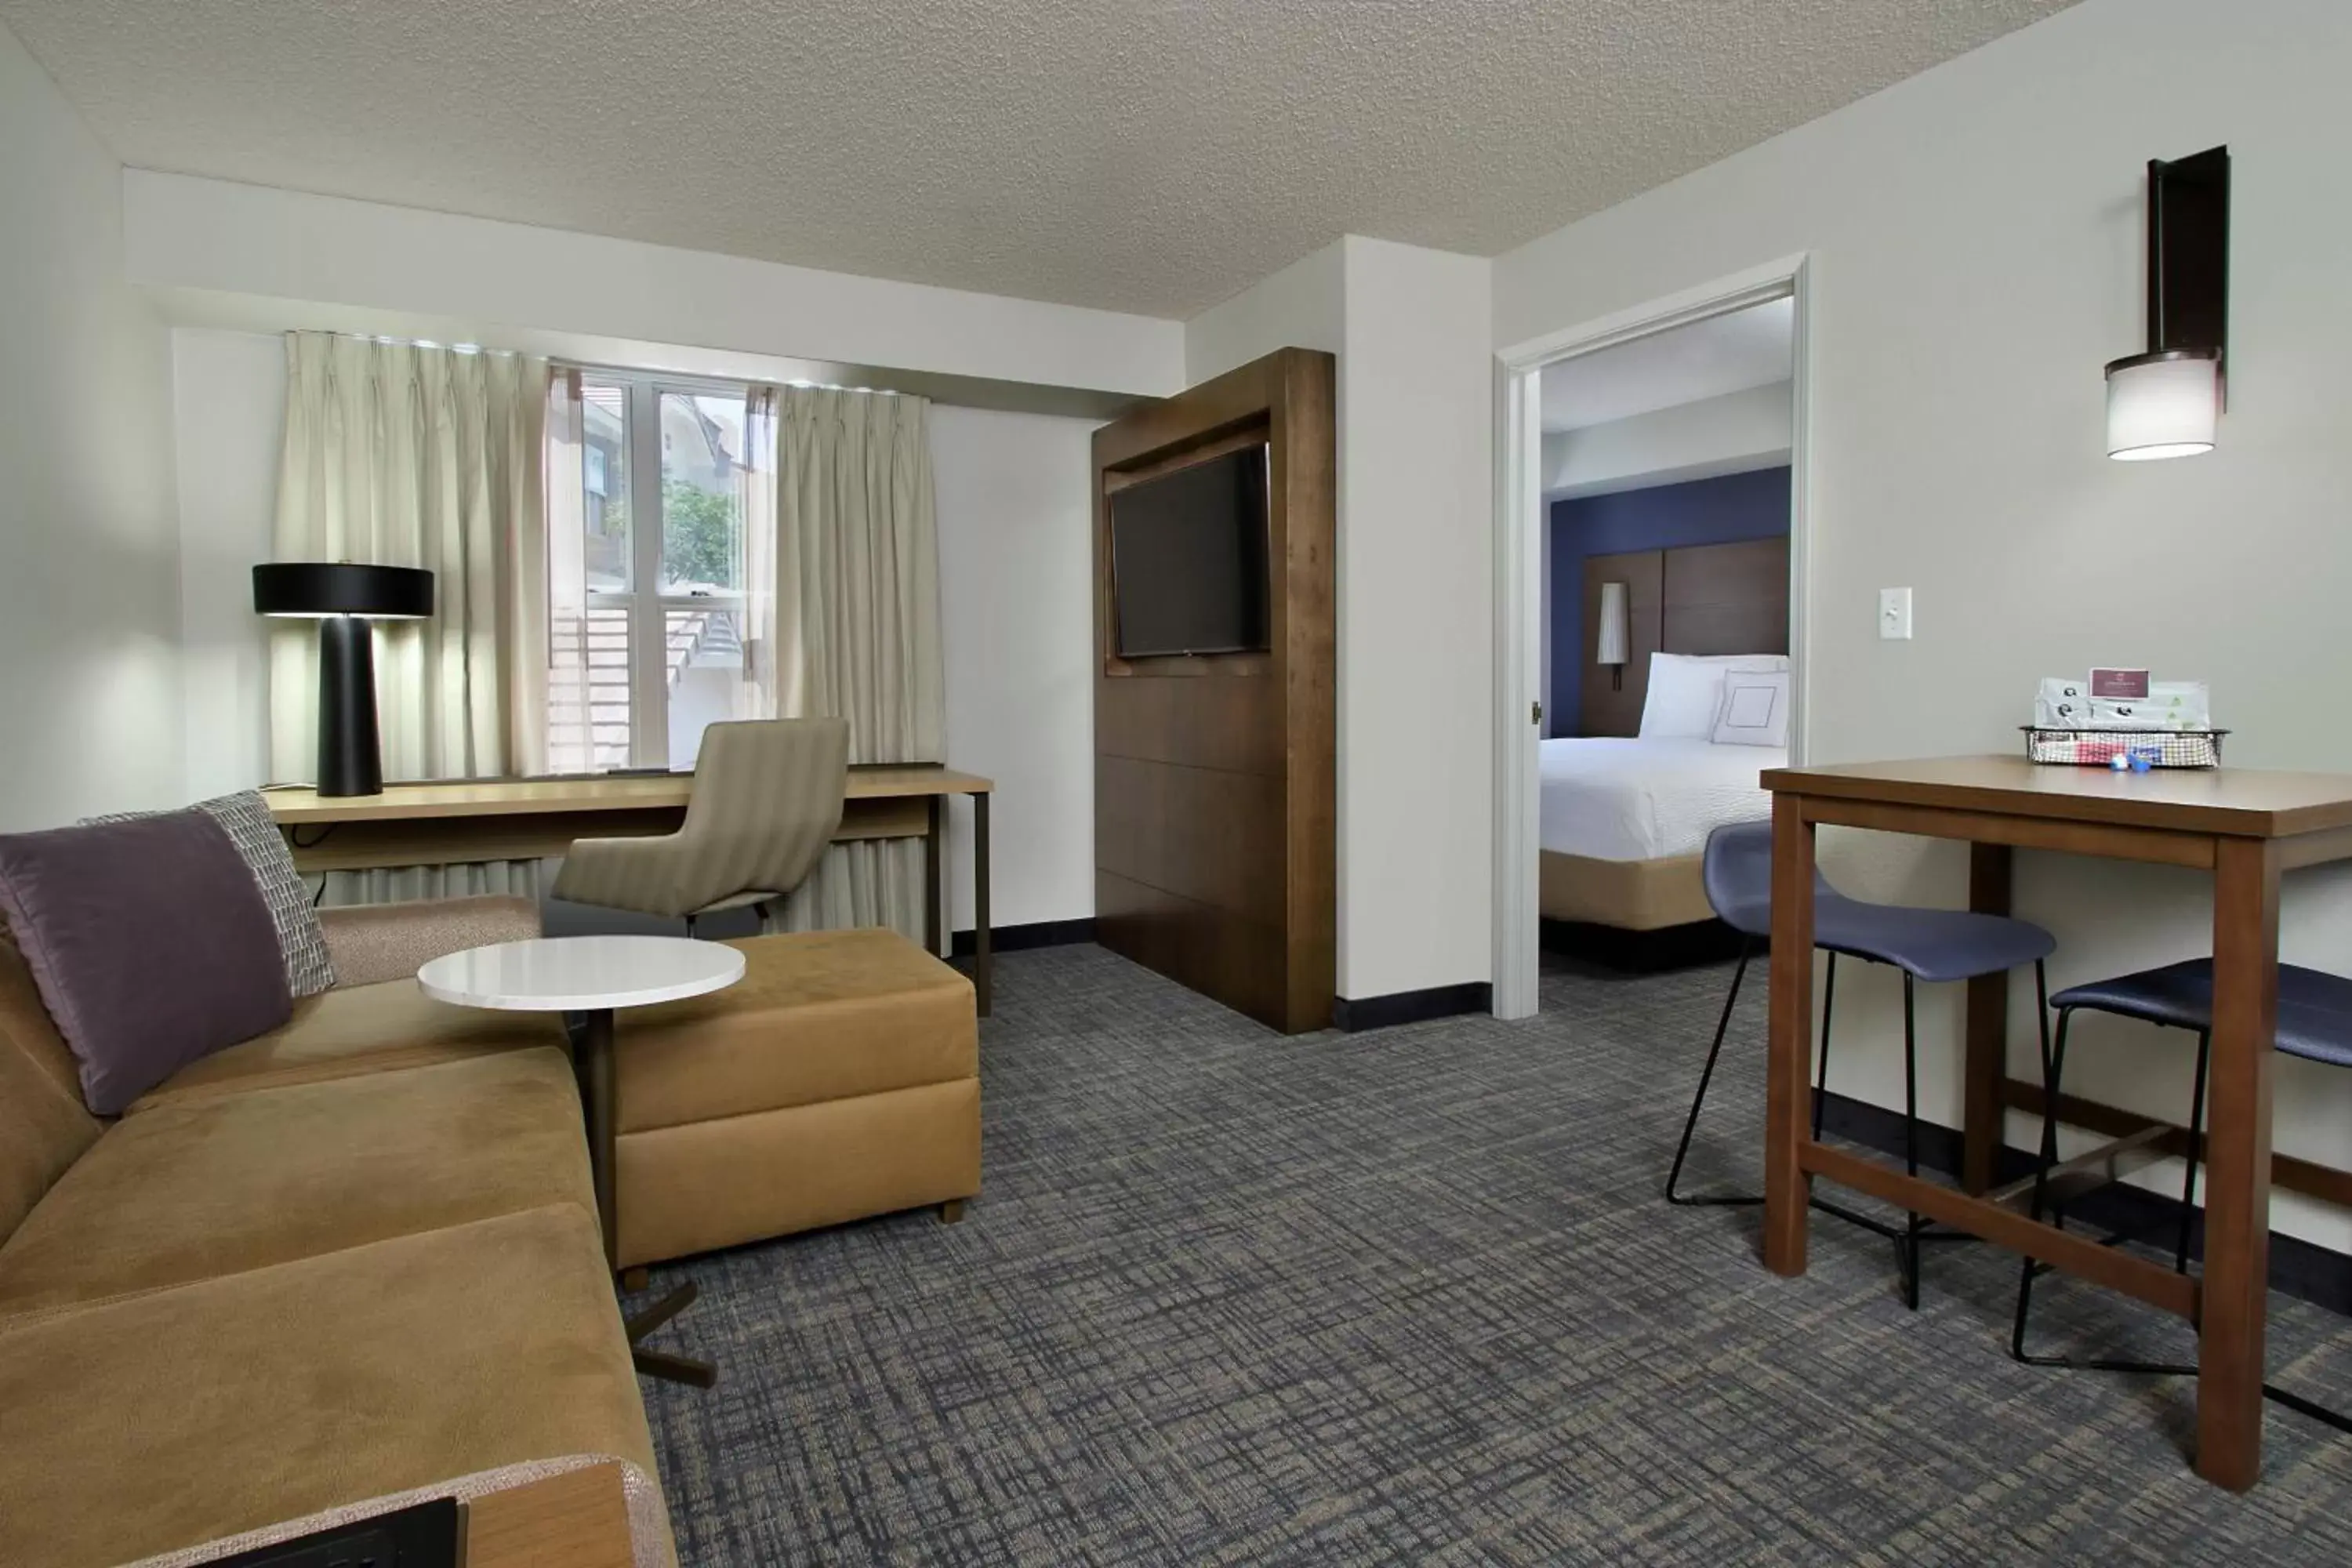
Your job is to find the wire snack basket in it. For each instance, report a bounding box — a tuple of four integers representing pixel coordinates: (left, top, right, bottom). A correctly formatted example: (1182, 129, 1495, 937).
(2021, 727, 2227, 769)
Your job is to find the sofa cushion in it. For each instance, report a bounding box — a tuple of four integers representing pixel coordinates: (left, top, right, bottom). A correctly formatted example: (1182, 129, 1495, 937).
(0, 1048, 591, 1320)
(0, 1206, 656, 1568)
(0, 812, 292, 1114)
(614, 927, 975, 1134)
(89, 790, 337, 998)
(133, 973, 564, 1111)
(0, 938, 101, 1247)
(317, 894, 542, 989)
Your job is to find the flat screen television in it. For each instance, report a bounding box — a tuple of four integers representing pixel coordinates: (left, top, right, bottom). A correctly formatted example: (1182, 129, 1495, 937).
(1108, 443, 1271, 658)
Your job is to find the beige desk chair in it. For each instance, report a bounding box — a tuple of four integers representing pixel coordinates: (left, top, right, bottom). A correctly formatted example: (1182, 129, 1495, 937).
(552, 717, 851, 935)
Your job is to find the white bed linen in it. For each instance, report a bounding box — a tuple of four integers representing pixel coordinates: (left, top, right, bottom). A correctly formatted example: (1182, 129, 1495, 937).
(1538, 736, 1781, 862)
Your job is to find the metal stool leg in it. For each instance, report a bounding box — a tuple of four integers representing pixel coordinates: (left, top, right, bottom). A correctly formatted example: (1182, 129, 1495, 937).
(2178, 1029, 2211, 1274)
(2010, 1006, 2073, 1360)
(1666, 939, 1759, 1207)
(1900, 971, 1924, 1311)
(1813, 953, 1838, 1141)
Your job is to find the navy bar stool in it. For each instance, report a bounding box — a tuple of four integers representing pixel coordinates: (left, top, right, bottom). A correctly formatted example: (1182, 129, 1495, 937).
(1668, 821, 2056, 1308)
(2011, 956, 2352, 1434)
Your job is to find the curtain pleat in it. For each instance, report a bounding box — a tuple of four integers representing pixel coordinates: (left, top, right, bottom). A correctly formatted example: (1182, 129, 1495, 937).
(319, 858, 549, 907)
(272, 334, 551, 906)
(743, 386, 946, 945)
(270, 334, 550, 785)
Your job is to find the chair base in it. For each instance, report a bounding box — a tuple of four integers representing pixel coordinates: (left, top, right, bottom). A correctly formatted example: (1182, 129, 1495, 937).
(1667, 943, 2008, 1311)
(2010, 1004, 2352, 1439)
(2012, 1263, 2352, 1436)
(625, 1278, 716, 1387)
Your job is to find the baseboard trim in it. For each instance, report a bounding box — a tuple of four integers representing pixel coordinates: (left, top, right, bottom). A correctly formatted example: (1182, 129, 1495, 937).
(1814, 1088, 2350, 1316)
(1332, 982, 1494, 1033)
(950, 918, 1095, 959)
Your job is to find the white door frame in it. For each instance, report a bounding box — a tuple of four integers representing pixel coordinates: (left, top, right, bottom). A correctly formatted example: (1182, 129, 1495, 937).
(1490, 254, 1817, 1020)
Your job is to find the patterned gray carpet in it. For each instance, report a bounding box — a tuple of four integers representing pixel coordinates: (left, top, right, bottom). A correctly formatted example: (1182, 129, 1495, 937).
(640, 945, 2352, 1564)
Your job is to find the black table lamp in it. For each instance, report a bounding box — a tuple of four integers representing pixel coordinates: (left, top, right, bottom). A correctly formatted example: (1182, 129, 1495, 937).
(252, 562, 435, 797)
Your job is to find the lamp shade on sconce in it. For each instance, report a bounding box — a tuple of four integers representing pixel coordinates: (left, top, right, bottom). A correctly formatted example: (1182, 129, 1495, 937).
(2104, 147, 2228, 461)
(1595, 581, 1630, 666)
(2105, 349, 2220, 461)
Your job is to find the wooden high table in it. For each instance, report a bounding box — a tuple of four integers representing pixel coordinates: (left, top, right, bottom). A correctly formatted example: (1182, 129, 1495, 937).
(1759, 754, 2352, 1491)
(265, 764, 998, 1013)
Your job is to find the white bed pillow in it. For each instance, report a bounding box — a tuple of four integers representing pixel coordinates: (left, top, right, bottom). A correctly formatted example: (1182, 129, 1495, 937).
(1638, 652, 1789, 739)
(1711, 670, 1791, 747)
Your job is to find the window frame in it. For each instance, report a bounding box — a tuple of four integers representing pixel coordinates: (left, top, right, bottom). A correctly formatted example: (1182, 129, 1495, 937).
(573, 368, 753, 771)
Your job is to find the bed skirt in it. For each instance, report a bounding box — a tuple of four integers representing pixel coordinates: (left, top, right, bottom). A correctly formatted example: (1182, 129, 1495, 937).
(1538, 849, 1713, 931)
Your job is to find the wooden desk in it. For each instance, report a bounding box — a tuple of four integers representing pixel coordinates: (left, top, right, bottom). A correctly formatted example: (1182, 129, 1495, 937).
(461, 1461, 637, 1567)
(267, 764, 997, 1013)
(1760, 754, 2352, 1493)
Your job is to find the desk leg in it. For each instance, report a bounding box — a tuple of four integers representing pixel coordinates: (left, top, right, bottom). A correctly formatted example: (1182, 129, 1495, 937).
(974, 791, 992, 1017)
(1763, 794, 1816, 1276)
(2198, 835, 2279, 1490)
(1963, 842, 2014, 1195)
(924, 796, 944, 957)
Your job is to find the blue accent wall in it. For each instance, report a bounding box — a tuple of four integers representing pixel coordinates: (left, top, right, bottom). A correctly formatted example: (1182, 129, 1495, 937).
(1548, 465, 1790, 735)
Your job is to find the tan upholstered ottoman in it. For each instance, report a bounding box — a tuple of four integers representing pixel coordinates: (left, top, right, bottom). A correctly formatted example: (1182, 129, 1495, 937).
(608, 927, 979, 1269)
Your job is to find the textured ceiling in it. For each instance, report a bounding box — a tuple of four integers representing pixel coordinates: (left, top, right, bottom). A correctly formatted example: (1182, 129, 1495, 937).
(1542, 298, 1792, 431)
(0, 0, 2076, 319)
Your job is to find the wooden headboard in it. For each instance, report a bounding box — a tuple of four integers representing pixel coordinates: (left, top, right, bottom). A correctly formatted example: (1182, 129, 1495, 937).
(1578, 536, 1789, 737)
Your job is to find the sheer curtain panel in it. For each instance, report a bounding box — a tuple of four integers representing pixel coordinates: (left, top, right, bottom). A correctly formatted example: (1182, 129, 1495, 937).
(744, 385, 946, 943)
(270, 334, 551, 900)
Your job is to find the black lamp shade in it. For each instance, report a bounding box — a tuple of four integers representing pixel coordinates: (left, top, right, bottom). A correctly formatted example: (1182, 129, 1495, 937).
(251, 561, 434, 797)
(252, 562, 434, 620)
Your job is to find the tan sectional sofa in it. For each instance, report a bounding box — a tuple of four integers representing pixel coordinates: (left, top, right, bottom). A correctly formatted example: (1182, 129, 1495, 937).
(0, 899, 982, 1568)
(0, 901, 668, 1568)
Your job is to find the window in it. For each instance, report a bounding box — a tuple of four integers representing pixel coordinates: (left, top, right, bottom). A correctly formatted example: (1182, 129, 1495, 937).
(548, 373, 757, 773)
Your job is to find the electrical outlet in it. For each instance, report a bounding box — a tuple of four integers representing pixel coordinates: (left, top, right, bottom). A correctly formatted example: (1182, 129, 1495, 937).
(1878, 587, 1913, 641)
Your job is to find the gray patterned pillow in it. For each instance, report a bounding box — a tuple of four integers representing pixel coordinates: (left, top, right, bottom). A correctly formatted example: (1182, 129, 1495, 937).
(85, 790, 336, 996)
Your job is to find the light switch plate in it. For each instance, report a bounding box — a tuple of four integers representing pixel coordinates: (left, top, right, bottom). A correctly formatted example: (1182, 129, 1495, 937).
(1879, 587, 1913, 641)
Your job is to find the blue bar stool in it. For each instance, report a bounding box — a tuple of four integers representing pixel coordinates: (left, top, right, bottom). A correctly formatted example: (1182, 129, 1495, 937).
(2011, 956, 2352, 1434)
(1668, 821, 2056, 1308)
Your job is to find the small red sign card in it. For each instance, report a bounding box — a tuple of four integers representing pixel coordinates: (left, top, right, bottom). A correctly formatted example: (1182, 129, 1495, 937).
(2090, 668, 2151, 699)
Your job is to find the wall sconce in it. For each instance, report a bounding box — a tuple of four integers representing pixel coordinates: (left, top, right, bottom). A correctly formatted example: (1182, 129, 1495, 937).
(1596, 580, 1629, 690)
(2106, 145, 2228, 461)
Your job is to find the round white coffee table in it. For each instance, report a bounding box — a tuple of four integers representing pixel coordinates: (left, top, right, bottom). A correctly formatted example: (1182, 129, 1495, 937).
(419, 935, 744, 1386)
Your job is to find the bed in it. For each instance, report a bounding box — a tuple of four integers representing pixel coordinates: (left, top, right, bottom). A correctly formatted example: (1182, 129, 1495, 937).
(1537, 736, 1780, 930)
(1544, 532, 1791, 937)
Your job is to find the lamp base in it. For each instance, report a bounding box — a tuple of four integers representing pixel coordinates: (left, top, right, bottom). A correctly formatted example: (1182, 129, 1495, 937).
(316, 615, 383, 797)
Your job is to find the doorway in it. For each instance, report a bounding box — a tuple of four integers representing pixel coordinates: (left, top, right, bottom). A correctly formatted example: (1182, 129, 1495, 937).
(1491, 257, 1816, 1019)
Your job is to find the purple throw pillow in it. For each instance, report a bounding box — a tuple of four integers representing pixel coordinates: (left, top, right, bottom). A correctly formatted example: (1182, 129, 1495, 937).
(0, 811, 293, 1115)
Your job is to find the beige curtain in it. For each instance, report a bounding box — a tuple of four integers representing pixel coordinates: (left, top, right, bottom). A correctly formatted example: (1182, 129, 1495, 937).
(270, 334, 550, 782)
(743, 385, 945, 943)
(317, 858, 549, 908)
(270, 334, 550, 905)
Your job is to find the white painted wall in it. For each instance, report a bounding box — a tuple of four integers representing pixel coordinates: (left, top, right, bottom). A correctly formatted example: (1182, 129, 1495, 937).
(1337, 238, 1494, 1000)
(0, 22, 183, 829)
(1184, 241, 1345, 385)
(171, 328, 281, 798)
(931, 405, 1101, 934)
(125, 171, 1186, 401)
(1541, 382, 1792, 499)
(1182, 236, 1495, 1004)
(1495, 0, 2352, 1247)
